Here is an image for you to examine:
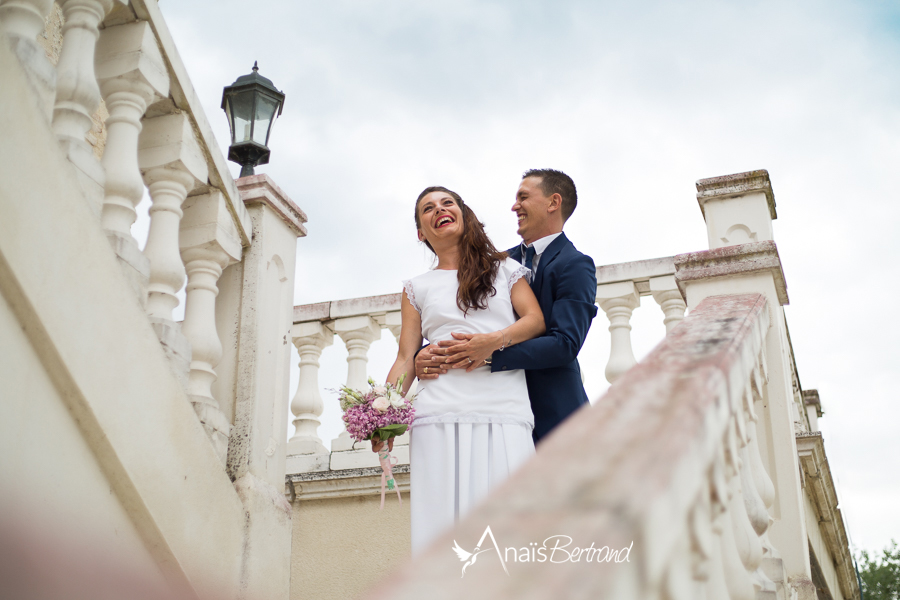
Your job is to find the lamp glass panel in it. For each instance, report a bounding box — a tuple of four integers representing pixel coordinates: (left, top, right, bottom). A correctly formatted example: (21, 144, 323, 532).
(228, 90, 255, 143)
(225, 98, 235, 142)
(252, 94, 280, 145)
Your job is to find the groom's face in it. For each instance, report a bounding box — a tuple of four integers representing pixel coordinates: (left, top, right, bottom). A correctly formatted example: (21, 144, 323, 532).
(513, 176, 551, 245)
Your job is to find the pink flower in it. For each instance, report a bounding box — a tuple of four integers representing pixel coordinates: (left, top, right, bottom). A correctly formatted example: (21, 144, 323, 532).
(372, 396, 390, 412)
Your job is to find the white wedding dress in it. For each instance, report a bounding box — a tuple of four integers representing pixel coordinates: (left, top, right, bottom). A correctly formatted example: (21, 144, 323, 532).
(403, 258, 535, 555)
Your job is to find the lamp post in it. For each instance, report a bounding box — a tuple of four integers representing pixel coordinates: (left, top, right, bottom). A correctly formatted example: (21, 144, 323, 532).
(221, 62, 285, 178)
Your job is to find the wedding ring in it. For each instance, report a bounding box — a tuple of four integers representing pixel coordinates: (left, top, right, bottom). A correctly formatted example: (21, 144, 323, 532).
(424, 366, 429, 374)
(467, 358, 473, 363)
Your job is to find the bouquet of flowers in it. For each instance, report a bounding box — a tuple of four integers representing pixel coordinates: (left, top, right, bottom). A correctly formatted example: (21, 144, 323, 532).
(337, 374, 416, 508)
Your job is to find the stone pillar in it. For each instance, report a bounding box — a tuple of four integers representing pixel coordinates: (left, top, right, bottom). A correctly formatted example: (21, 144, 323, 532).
(802, 390, 822, 433)
(95, 20, 168, 302)
(286, 320, 333, 457)
(52, 0, 115, 212)
(138, 112, 208, 387)
(331, 315, 381, 451)
(0, 0, 57, 118)
(179, 190, 242, 463)
(220, 174, 306, 600)
(596, 281, 640, 383)
(649, 275, 686, 334)
(675, 169, 814, 597)
(695, 169, 776, 250)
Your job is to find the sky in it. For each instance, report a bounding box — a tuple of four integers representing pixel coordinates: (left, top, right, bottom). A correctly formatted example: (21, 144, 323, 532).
(151, 0, 900, 554)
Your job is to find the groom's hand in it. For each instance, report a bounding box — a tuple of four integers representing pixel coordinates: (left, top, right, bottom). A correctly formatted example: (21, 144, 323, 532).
(415, 344, 447, 380)
(440, 332, 497, 372)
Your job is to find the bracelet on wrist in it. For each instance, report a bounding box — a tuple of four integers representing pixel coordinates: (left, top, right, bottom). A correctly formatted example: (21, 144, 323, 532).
(498, 329, 510, 351)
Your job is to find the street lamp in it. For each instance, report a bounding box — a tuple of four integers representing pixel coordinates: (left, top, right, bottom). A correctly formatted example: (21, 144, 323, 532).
(221, 62, 285, 178)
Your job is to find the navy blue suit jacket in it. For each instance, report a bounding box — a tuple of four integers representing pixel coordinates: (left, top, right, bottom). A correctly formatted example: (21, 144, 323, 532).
(491, 233, 598, 442)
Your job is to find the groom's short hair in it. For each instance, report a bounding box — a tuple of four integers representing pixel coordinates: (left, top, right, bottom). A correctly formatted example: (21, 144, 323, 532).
(523, 168, 577, 222)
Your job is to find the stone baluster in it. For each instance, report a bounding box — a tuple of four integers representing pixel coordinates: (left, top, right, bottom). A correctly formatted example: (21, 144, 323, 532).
(332, 315, 381, 451)
(52, 0, 114, 211)
(138, 112, 208, 384)
(95, 20, 168, 300)
(287, 321, 333, 456)
(749, 358, 787, 593)
(650, 274, 687, 334)
(0, 0, 56, 118)
(179, 191, 242, 463)
(596, 281, 640, 383)
(727, 412, 769, 597)
(384, 310, 402, 342)
(695, 478, 731, 599)
(713, 435, 756, 600)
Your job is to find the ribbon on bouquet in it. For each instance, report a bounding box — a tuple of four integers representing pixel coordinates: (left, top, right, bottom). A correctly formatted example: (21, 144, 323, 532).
(377, 448, 402, 509)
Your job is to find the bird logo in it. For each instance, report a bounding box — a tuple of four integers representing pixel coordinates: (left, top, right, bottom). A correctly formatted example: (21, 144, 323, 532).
(452, 540, 489, 578)
(449, 526, 509, 578)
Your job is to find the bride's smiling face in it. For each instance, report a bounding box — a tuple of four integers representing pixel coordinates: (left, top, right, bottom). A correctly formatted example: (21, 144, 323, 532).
(417, 191, 463, 246)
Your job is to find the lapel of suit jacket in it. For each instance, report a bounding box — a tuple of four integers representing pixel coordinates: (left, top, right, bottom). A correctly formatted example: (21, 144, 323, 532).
(533, 233, 569, 294)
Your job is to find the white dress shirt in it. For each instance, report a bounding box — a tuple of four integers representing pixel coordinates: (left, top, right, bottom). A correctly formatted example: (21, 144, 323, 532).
(521, 232, 562, 274)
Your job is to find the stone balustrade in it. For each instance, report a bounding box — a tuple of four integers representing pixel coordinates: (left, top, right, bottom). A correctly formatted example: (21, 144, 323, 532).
(359, 292, 781, 599)
(3, 1, 306, 597)
(595, 256, 687, 383)
(360, 281, 825, 600)
(0, 0, 257, 465)
(287, 293, 410, 479)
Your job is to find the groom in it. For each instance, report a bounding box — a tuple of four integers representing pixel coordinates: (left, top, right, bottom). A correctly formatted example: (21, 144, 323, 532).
(415, 169, 598, 443)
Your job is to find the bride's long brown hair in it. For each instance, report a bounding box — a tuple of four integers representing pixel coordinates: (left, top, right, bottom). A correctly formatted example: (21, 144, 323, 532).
(415, 186, 507, 314)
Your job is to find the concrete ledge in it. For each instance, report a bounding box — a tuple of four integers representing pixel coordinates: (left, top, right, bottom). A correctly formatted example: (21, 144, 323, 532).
(294, 293, 401, 324)
(696, 169, 776, 219)
(595, 256, 675, 296)
(674, 240, 788, 305)
(287, 465, 410, 501)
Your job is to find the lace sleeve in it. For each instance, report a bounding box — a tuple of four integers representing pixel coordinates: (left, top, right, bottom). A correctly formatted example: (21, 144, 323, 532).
(507, 265, 532, 293)
(402, 279, 421, 315)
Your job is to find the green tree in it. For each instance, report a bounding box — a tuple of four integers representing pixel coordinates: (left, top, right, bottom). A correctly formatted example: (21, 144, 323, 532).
(858, 540, 900, 600)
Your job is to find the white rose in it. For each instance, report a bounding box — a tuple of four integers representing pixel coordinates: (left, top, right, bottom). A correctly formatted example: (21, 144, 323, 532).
(372, 396, 390, 412)
(373, 385, 387, 396)
(388, 391, 405, 409)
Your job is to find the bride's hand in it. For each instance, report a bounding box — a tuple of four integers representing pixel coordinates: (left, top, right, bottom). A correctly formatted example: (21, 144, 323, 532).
(440, 331, 502, 372)
(371, 435, 394, 453)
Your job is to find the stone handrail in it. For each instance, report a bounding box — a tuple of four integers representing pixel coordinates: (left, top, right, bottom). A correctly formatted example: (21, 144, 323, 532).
(595, 255, 686, 383)
(0, 0, 255, 464)
(361, 292, 782, 599)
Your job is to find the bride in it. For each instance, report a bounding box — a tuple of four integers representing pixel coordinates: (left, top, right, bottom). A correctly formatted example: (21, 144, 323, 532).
(376, 186, 545, 554)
